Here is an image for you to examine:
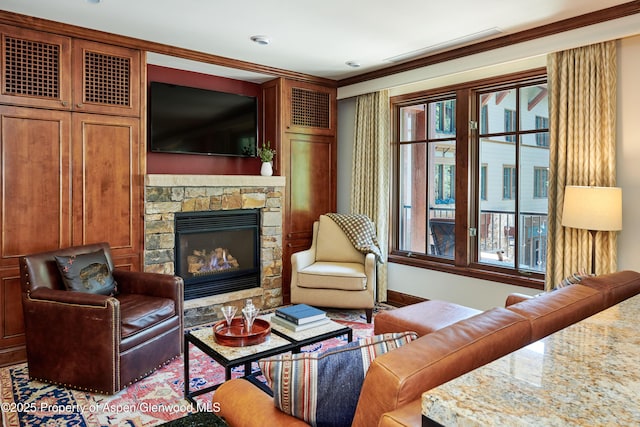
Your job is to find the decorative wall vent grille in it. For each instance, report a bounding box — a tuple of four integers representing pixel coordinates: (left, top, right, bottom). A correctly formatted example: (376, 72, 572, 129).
(3, 36, 60, 98)
(291, 87, 330, 128)
(83, 50, 130, 106)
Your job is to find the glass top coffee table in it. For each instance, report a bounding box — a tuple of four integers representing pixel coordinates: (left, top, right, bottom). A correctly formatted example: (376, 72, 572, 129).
(184, 315, 352, 404)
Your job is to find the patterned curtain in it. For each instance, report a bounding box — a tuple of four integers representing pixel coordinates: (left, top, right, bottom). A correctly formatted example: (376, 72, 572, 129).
(545, 41, 617, 290)
(351, 90, 390, 301)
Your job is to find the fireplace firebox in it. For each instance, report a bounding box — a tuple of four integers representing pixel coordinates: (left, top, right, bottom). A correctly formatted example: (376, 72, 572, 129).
(175, 209, 260, 300)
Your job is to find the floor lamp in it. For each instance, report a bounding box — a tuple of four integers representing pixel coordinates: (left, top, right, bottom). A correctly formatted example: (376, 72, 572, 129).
(561, 186, 622, 275)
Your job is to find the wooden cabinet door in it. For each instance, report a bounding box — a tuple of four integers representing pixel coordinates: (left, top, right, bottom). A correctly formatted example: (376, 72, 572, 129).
(281, 132, 336, 302)
(71, 113, 142, 269)
(0, 106, 72, 265)
(0, 25, 72, 110)
(72, 40, 141, 117)
(283, 80, 336, 136)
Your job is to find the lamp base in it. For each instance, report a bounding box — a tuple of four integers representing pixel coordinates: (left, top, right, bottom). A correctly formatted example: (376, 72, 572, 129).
(589, 229, 597, 275)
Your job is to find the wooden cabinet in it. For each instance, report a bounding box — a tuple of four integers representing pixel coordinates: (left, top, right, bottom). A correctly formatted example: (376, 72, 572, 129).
(0, 25, 140, 117)
(262, 78, 337, 303)
(0, 25, 143, 366)
(0, 106, 143, 365)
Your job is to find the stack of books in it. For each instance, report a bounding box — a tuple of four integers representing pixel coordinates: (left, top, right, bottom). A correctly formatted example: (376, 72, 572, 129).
(272, 304, 330, 331)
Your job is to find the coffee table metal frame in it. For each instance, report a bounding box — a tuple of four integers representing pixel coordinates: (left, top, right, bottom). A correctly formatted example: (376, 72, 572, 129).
(184, 318, 352, 404)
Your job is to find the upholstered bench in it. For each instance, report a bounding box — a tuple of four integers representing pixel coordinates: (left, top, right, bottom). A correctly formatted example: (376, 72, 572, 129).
(374, 300, 481, 336)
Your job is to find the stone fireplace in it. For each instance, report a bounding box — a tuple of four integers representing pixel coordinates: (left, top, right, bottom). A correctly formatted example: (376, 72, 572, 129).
(144, 174, 285, 326)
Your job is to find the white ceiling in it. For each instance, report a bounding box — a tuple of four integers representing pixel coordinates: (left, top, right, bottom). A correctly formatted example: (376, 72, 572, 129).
(0, 0, 635, 83)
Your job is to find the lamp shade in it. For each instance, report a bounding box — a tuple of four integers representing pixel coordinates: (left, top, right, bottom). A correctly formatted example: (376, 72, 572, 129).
(562, 186, 622, 231)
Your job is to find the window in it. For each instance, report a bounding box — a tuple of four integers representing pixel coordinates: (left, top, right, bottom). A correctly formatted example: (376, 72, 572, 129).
(535, 116, 549, 147)
(534, 167, 549, 198)
(397, 97, 456, 259)
(504, 109, 516, 142)
(480, 165, 488, 201)
(503, 166, 516, 199)
(391, 71, 548, 289)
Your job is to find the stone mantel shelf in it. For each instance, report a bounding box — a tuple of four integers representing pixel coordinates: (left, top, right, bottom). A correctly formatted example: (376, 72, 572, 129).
(145, 174, 286, 188)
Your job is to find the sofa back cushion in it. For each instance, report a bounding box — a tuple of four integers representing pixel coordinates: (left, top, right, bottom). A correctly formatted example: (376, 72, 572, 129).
(579, 270, 640, 308)
(315, 215, 365, 264)
(506, 284, 604, 341)
(351, 308, 532, 427)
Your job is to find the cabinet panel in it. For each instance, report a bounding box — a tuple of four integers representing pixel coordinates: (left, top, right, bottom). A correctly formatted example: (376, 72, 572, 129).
(0, 25, 72, 110)
(0, 106, 72, 266)
(284, 133, 336, 237)
(0, 269, 25, 367)
(72, 113, 141, 267)
(72, 40, 141, 117)
(283, 80, 336, 136)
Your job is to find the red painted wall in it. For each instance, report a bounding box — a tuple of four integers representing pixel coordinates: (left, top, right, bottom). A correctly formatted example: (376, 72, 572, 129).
(146, 65, 263, 175)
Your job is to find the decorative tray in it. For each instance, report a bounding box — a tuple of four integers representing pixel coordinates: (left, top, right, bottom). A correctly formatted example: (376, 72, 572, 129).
(213, 318, 271, 347)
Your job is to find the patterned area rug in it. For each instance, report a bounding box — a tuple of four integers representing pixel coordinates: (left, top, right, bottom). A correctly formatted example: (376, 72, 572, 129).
(0, 306, 390, 426)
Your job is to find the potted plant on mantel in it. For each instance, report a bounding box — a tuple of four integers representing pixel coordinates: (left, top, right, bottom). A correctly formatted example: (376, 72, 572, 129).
(257, 140, 276, 176)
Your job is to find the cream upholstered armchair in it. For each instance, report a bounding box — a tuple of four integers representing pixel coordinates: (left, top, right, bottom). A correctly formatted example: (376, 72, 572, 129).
(291, 214, 377, 322)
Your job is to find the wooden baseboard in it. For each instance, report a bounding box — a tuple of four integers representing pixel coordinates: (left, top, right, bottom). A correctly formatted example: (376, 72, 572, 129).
(0, 345, 26, 367)
(384, 290, 428, 307)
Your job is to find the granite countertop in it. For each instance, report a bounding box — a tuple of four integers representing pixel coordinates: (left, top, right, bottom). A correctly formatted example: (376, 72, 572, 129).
(422, 294, 640, 426)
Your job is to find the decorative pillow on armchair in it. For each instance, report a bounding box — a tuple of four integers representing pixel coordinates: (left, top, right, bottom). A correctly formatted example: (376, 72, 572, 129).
(55, 249, 117, 296)
(259, 331, 418, 427)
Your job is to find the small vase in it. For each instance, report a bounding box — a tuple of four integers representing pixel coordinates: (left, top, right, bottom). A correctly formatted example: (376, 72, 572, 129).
(260, 161, 273, 176)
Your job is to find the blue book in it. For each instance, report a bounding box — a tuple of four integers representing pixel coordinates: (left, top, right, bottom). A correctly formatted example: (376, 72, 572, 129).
(275, 304, 327, 325)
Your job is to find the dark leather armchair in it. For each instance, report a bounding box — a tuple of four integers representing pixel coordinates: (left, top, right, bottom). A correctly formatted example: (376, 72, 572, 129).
(19, 242, 183, 394)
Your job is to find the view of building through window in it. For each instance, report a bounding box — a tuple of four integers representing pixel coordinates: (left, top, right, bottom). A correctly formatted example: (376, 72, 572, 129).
(393, 76, 548, 277)
(478, 84, 549, 272)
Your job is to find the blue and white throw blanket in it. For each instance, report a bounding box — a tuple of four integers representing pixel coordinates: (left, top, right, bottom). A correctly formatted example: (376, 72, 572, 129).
(325, 213, 383, 263)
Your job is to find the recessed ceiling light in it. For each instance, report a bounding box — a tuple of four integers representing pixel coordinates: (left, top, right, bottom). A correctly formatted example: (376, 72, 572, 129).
(86, 0, 101, 3)
(345, 61, 361, 68)
(250, 35, 270, 46)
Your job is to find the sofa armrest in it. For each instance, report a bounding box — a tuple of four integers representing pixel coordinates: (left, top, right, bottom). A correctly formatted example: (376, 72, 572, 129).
(505, 292, 534, 306)
(378, 400, 423, 427)
(213, 378, 309, 427)
(113, 269, 183, 301)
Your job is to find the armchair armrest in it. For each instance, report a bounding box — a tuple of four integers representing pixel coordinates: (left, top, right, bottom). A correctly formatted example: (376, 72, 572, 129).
(28, 287, 113, 307)
(291, 248, 316, 272)
(364, 253, 377, 298)
(22, 287, 121, 393)
(113, 270, 183, 301)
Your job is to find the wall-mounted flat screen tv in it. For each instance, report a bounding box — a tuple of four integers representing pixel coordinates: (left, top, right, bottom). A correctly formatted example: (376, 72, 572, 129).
(148, 81, 257, 157)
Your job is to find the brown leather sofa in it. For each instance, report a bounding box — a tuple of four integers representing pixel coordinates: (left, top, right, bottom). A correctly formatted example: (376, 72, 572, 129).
(19, 242, 184, 394)
(212, 270, 640, 427)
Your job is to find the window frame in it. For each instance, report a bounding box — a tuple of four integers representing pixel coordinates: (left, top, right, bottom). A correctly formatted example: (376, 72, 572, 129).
(389, 68, 547, 290)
